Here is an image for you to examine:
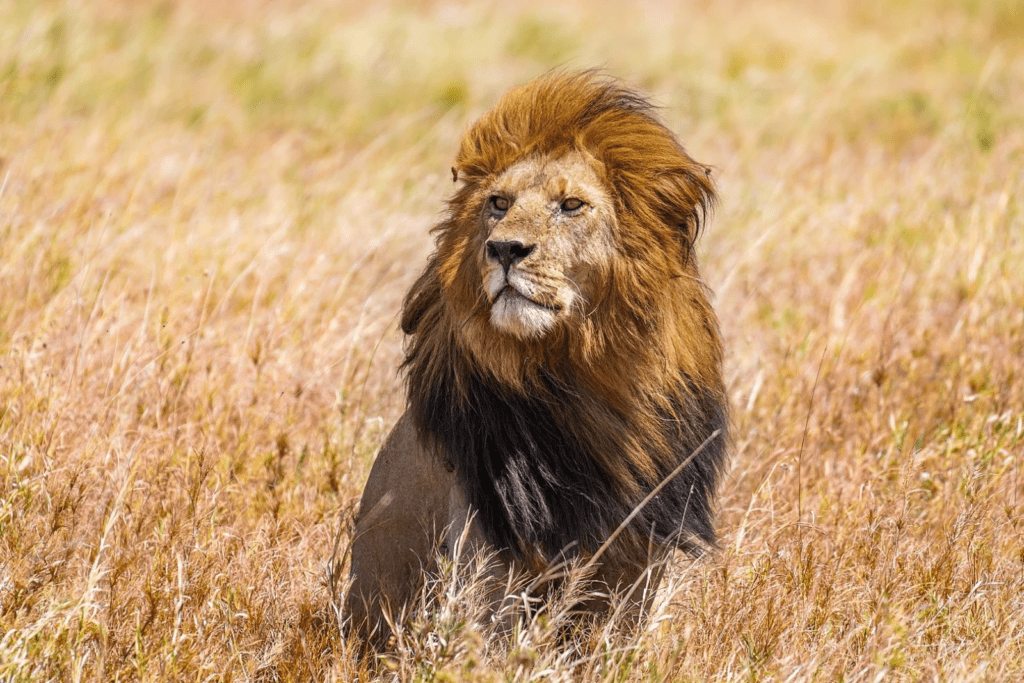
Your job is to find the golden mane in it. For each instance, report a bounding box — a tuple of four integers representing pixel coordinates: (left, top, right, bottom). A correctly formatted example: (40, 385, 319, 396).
(400, 71, 728, 567)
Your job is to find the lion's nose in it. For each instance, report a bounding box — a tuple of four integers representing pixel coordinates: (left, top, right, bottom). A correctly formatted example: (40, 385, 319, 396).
(486, 240, 535, 273)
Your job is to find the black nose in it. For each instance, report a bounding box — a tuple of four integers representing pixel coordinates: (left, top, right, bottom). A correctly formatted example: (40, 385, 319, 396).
(486, 240, 535, 272)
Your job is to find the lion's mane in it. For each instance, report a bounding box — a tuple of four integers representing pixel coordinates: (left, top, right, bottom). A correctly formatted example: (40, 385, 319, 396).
(401, 72, 728, 569)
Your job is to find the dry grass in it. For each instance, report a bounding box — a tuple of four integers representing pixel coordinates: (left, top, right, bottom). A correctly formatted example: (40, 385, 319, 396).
(1, 0, 1023, 680)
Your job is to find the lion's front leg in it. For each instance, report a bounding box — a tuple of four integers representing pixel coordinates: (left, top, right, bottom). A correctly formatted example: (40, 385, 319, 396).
(442, 483, 522, 634)
(345, 412, 452, 643)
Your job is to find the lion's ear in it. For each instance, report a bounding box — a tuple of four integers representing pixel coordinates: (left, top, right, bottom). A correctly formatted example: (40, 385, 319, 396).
(650, 163, 716, 261)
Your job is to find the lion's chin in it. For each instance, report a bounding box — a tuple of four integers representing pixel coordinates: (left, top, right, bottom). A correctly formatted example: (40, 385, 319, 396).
(489, 289, 559, 339)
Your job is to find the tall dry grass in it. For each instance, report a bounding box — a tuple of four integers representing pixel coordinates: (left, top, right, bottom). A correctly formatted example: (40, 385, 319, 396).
(1, 0, 1022, 680)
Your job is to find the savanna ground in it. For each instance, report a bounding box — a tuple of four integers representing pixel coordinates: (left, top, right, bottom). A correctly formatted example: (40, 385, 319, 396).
(1, 0, 1023, 680)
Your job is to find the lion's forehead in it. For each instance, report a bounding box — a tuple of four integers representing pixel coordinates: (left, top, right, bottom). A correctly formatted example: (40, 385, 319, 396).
(493, 152, 606, 203)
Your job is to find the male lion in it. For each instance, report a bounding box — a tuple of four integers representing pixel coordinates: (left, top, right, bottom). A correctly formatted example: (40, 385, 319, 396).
(346, 71, 728, 641)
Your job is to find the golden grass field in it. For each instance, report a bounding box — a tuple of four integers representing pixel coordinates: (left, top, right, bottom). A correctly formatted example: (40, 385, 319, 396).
(2, 0, 1023, 680)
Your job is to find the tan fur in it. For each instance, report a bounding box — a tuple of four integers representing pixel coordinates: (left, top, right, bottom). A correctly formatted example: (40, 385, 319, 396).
(347, 71, 727, 643)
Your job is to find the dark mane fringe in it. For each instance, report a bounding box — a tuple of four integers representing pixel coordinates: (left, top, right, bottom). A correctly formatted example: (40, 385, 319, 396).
(405, 334, 727, 564)
(401, 71, 729, 568)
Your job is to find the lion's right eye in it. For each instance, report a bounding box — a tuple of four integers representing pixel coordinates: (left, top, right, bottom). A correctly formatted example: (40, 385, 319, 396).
(560, 197, 584, 212)
(489, 196, 510, 212)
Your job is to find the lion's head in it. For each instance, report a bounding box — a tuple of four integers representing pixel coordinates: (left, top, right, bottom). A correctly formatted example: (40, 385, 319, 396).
(400, 71, 728, 569)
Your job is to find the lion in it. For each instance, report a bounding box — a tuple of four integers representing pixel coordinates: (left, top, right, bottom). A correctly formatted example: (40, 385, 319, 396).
(346, 71, 728, 642)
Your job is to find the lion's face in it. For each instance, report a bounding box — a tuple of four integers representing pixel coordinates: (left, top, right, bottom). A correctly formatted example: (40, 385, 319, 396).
(475, 152, 616, 339)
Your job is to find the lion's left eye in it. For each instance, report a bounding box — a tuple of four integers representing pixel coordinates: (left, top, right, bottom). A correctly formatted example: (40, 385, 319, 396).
(560, 197, 584, 212)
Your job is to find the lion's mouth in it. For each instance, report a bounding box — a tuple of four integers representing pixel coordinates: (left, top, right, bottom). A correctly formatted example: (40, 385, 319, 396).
(493, 285, 562, 313)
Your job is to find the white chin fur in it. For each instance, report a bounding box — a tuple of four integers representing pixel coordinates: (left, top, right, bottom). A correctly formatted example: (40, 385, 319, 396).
(490, 291, 557, 338)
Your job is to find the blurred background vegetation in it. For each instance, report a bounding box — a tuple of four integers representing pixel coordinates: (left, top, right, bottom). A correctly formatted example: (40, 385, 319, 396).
(1, 0, 1022, 680)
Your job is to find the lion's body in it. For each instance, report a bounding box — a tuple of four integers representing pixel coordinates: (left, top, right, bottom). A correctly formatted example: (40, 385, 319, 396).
(347, 72, 728, 641)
